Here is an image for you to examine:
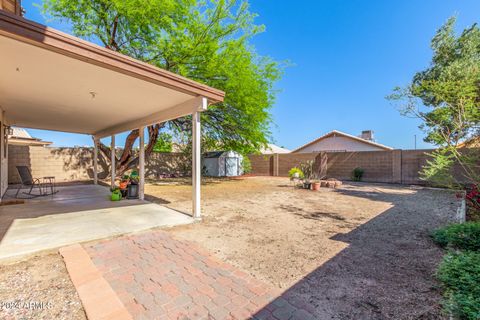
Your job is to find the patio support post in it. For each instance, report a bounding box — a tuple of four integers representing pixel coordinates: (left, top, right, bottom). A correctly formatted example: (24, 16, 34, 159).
(192, 111, 201, 219)
(110, 135, 115, 188)
(139, 126, 145, 200)
(92, 136, 98, 185)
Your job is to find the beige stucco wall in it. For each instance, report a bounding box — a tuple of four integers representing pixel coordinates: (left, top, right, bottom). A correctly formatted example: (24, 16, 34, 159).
(296, 135, 386, 153)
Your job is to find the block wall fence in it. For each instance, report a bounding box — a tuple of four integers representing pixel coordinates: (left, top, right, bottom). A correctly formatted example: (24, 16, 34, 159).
(249, 149, 477, 185)
(8, 145, 188, 184)
(8, 145, 477, 185)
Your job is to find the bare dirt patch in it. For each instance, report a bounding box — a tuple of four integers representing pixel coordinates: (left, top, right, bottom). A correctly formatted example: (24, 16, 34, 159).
(0, 252, 86, 320)
(146, 176, 460, 319)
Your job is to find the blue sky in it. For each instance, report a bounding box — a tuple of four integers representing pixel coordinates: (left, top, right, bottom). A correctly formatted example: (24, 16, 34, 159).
(22, 0, 480, 150)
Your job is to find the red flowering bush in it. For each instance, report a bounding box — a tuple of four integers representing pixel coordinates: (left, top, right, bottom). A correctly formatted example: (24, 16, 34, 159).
(465, 184, 480, 211)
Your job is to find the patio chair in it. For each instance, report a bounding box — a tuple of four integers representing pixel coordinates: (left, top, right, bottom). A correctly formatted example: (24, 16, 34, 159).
(14, 166, 56, 198)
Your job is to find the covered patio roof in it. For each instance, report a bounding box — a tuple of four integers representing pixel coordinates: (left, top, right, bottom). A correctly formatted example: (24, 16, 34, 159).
(0, 9, 225, 218)
(0, 10, 224, 138)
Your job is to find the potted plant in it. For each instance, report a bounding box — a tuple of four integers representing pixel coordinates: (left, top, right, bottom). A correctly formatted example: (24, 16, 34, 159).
(127, 170, 140, 199)
(300, 160, 315, 189)
(119, 175, 129, 189)
(111, 188, 122, 201)
(288, 167, 304, 180)
(129, 170, 139, 185)
(311, 180, 321, 191)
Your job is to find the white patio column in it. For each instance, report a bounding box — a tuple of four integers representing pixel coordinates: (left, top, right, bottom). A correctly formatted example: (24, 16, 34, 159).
(110, 135, 115, 189)
(139, 126, 145, 200)
(92, 137, 98, 185)
(192, 111, 201, 219)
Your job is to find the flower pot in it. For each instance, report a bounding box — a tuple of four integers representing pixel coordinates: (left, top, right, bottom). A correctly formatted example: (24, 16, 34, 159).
(311, 182, 320, 191)
(127, 184, 139, 199)
(119, 181, 128, 189)
(111, 191, 122, 201)
(303, 182, 311, 189)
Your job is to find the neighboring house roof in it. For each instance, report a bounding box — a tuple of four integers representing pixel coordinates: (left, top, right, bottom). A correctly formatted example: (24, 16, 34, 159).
(8, 127, 52, 146)
(292, 130, 393, 153)
(260, 144, 291, 154)
(457, 136, 480, 148)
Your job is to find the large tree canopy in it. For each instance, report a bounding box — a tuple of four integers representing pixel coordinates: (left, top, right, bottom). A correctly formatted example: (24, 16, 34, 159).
(42, 0, 281, 174)
(389, 17, 480, 186)
(389, 17, 480, 147)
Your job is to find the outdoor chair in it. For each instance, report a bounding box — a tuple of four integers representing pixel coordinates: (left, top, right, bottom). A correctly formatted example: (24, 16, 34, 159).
(14, 166, 57, 198)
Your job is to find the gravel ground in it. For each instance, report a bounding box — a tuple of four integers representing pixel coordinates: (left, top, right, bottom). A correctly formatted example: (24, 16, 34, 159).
(146, 176, 461, 319)
(0, 252, 85, 320)
(0, 177, 460, 320)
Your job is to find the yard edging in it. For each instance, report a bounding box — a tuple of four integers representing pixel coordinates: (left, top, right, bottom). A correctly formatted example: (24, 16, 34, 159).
(59, 244, 132, 320)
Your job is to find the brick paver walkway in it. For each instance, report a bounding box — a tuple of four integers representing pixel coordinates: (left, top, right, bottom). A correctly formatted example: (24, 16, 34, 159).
(83, 231, 315, 320)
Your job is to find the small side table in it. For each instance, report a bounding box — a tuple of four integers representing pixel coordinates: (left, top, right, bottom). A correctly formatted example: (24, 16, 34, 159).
(42, 176, 57, 196)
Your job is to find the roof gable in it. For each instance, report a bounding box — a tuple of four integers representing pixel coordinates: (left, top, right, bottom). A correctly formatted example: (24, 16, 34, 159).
(292, 130, 393, 153)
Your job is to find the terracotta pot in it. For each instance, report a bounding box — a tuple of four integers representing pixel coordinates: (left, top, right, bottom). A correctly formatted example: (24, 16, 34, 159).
(311, 182, 320, 191)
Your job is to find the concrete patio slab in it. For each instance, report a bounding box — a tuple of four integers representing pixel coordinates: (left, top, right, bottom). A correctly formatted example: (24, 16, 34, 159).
(0, 185, 193, 260)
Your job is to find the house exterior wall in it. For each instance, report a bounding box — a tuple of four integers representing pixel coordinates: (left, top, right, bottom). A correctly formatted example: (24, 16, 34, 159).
(0, 0, 22, 15)
(0, 109, 8, 196)
(295, 135, 386, 153)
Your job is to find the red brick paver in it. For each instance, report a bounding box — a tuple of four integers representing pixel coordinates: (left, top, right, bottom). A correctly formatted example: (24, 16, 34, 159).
(60, 244, 133, 320)
(82, 231, 313, 320)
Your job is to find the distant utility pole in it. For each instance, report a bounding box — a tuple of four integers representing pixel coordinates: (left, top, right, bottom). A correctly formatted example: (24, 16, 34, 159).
(414, 135, 417, 150)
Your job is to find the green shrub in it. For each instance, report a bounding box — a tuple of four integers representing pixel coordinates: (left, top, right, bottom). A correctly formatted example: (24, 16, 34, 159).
(241, 156, 252, 174)
(437, 252, 480, 320)
(288, 167, 304, 180)
(432, 222, 480, 251)
(352, 167, 364, 181)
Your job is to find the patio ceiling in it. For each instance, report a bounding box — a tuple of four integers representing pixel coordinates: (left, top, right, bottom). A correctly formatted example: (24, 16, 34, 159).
(0, 10, 225, 138)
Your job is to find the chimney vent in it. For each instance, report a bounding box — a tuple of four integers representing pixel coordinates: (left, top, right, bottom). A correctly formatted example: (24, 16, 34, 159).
(360, 130, 374, 141)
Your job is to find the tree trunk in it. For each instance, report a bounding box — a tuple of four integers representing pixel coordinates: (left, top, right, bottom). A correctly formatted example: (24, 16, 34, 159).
(98, 123, 163, 178)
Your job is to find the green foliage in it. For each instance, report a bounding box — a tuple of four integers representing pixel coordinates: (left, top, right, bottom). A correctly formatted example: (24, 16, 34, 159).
(420, 148, 456, 187)
(437, 251, 480, 319)
(352, 167, 364, 181)
(42, 0, 283, 155)
(288, 167, 304, 180)
(241, 156, 252, 174)
(432, 222, 480, 251)
(153, 132, 173, 153)
(388, 17, 480, 186)
(299, 160, 315, 182)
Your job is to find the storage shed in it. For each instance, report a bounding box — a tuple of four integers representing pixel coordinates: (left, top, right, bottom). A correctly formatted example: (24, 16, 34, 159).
(203, 151, 243, 177)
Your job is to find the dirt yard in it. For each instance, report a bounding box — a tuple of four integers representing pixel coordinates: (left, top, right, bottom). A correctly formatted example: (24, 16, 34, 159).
(0, 252, 86, 320)
(145, 176, 461, 319)
(0, 177, 460, 319)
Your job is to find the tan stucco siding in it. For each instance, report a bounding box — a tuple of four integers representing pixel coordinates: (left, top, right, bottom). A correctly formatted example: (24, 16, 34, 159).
(295, 136, 386, 153)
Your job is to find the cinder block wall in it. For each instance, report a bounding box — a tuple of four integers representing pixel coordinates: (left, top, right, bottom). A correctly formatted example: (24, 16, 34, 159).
(8, 146, 190, 184)
(325, 151, 395, 183)
(8, 145, 94, 184)
(248, 149, 476, 185)
(249, 154, 274, 176)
